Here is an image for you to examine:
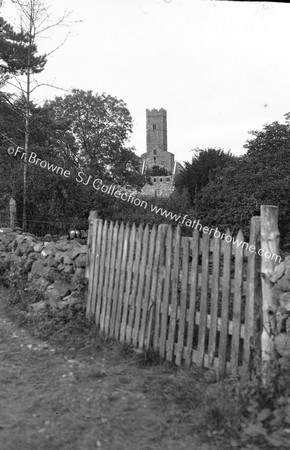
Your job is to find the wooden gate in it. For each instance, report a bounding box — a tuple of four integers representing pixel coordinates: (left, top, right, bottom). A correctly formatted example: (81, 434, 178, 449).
(86, 214, 262, 375)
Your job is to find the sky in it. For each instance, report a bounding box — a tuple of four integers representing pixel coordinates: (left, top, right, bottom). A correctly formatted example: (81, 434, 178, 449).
(2, 0, 290, 164)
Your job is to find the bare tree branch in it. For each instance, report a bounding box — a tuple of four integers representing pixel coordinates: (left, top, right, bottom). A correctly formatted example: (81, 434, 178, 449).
(5, 79, 26, 95)
(29, 81, 71, 94)
(45, 31, 71, 58)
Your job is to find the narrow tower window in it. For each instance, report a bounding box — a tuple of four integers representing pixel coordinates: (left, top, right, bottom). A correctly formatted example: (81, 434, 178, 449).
(153, 124, 156, 130)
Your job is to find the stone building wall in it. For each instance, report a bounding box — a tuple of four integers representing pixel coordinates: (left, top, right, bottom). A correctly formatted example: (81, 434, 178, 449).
(140, 108, 175, 176)
(141, 176, 175, 197)
(146, 108, 167, 153)
(140, 149, 175, 175)
(140, 108, 183, 198)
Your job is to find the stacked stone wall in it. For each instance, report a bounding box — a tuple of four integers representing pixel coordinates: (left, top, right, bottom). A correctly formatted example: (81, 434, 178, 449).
(0, 230, 89, 313)
(269, 257, 290, 361)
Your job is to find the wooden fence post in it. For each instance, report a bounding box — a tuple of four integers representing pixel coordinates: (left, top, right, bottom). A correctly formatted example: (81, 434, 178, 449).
(9, 197, 17, 229)
(85, 210, 98, 317)
(260, 205, 280, 372)
(85, 210, 98, 278)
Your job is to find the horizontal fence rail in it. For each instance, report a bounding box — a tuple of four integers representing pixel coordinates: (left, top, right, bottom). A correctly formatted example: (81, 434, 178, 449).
(86, 216, 261, 376)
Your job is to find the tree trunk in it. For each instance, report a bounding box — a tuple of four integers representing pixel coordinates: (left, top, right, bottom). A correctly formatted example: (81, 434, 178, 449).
(22, 18, 32, 232)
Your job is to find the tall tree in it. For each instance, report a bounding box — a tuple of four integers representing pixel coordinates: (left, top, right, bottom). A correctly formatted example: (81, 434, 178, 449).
(175, 147, 236, 202)
(195, 117, 290, 245)
(44, 89, 144, 188)
(1, 0, 70, 230)
(0, 15, 45, 76)
(0, 88, 145, 227)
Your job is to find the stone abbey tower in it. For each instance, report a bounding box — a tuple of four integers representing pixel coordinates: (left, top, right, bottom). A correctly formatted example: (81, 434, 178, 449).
(140, 109, 181, 197)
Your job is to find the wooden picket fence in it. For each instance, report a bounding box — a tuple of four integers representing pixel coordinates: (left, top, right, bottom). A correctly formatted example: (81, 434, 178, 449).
(86, 213, 262, 376)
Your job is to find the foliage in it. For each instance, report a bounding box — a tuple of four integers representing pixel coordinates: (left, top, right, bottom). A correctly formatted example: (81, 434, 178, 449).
(43, 89, 144, 188)
(0, 16, 46, 76)
(175, 147, 236, 202)
(0, 94, 24, 207)
(95, 189, 195, 233)
(0, 0, 73, 229)
(195, 119, 290, 244)
(238, 358, 290, 449)
(0, 256, 28, 303)
(0, 89, 146, 225)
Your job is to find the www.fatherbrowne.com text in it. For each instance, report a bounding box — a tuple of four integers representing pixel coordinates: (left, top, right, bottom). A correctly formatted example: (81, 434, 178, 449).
(7, 146, 281, 263)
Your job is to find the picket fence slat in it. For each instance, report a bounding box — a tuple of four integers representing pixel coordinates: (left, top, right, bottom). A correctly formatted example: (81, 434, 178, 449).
(146, 226, 163, 350)
(207, 235, 220, 367)
(110, 222, 124, 338)
(120, 223, 136, 342)
(104, 221, 117, 334)
(138, 225, 157, 349)
(86, 213, 261, 376)
(166, 226, 181, 362)
(230, 229, 244, 373)
(93, 220, 102, 324)
(98, 220, 109, 330)
(114, 222, 130, 340)
(95, 219, 106, 325)
(153, 225, 167, 351)
(133, 224, 149, 346)
(90, 219, 103, 318)
(159, 226, 173, 357)
(175, 237, 189, 365)
(126, 224, 143, 343)
(197, 233, 210, 367)
(218, 229, 232, 375)
(184, 229, 199, 366)
(100, 220, 113, 331)
(105, 221, 118, 335)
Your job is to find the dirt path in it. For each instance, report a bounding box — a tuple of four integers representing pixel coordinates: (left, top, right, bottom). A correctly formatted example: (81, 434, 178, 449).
(0, 288, 214, 450)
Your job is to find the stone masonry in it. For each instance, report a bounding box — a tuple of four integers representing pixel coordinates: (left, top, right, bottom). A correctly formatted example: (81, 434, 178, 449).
(269, 256, 290, 361)
(141, 176, 175, 197)
(0, 229, 88, 312)
(140, 109, 182, 197)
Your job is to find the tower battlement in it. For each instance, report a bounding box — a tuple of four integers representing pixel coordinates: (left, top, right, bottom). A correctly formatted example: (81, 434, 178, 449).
(146, 108, 167, 114)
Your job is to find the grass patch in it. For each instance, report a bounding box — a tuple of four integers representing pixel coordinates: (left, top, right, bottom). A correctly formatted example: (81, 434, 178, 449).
(1, 286, 290, 450)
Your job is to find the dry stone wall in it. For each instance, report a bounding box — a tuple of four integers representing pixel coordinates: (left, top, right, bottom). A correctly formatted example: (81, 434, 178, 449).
(270, 256, 290, 361)
(0, 229, 88, 313)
